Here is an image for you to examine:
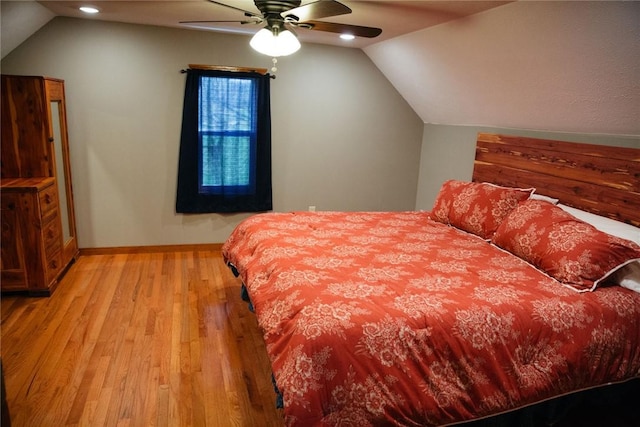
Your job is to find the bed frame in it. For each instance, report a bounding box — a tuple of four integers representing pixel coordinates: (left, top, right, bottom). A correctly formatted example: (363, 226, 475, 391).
(473, 133, 640, 227)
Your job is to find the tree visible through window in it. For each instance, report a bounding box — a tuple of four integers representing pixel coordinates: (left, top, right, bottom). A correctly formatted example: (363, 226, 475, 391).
(176, 68, 272, 213)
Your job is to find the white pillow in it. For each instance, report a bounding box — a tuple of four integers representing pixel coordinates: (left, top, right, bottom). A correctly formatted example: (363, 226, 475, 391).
(607, 260, 640, 293)
(558, 204, 640, 245)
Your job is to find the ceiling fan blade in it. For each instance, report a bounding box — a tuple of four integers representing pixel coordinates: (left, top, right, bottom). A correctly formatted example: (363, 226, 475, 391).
(206, 0, 260, 18)
(180, 20, 261, 25)
(283, 0, 351, 22)
(301, 21, 382, 38)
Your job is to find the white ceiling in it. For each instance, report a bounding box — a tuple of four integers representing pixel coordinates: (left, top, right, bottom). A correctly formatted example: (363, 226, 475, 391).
(34, 0, 509, 49)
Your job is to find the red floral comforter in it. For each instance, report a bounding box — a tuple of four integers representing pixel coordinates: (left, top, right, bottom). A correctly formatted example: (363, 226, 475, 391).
(222, 211, 640, 426)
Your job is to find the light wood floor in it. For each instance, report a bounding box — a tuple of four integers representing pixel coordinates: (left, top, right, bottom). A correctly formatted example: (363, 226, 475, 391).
(1, 251, 284, 426)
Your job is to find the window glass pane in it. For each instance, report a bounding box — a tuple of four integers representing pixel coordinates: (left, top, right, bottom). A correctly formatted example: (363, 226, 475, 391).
(198, 76, 257, 193)
(201, 134, 250, 186)
(199, 77, 254, 132)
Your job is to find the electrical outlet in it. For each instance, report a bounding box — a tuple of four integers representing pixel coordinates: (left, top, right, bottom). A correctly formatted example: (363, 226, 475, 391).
(308, 205, 316, 212)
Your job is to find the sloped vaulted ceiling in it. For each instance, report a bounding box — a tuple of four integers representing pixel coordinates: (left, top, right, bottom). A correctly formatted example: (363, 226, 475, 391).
(364, 1, 640, 136)
(1, 1, 54, 58)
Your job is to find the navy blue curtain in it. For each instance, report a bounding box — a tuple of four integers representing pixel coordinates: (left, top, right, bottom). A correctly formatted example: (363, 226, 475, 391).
(176, 69, 272, 213)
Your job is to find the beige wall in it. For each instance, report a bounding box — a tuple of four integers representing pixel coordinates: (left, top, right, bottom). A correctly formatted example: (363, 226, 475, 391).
(1, 17, 423, 248)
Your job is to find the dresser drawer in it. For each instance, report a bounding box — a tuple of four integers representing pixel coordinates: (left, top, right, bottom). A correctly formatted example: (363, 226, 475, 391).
(39, 184, 59, 218)
(45, 247, 63, 283)
(42, 216, 62, 251)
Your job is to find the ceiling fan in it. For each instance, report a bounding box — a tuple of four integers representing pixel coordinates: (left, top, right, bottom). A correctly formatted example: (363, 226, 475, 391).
(180, 0, 382, 56)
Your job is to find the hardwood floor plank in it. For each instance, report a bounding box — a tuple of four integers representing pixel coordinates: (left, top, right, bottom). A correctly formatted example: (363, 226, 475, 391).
(1, 250, 283, 426)
(90, 385, 114, 427)
(76, 355, 111, 426)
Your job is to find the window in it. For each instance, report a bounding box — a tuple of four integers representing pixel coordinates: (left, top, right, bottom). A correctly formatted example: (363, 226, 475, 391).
(199, 77, 256, 194)
(176, 68, 272, 213)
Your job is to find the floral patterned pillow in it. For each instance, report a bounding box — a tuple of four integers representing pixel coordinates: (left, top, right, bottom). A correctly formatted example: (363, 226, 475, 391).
(430, 180, 533, 239)
(492, 199, 640, 291)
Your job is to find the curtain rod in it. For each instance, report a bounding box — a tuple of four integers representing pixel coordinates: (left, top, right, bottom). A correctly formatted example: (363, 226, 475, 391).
(181, 64, 275, 78)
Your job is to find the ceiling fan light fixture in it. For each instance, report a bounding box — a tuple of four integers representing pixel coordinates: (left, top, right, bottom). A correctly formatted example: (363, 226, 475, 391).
(340, 34, 355, 40)
(250, 28, 301, 57)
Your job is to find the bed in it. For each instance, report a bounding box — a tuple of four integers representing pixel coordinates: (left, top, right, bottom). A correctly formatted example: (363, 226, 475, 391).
(222, 133, 640, 426)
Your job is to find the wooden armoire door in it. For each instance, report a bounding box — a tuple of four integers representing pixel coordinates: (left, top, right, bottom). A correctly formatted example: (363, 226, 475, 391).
(44, 78, 78, 267)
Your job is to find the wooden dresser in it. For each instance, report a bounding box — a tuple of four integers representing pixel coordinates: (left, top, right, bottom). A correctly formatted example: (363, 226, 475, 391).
(1, 75, 78, 295)
(1, 178, 65, 294)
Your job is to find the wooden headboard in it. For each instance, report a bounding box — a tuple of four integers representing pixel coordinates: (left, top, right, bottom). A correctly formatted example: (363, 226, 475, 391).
(473, 133, 640, 227)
